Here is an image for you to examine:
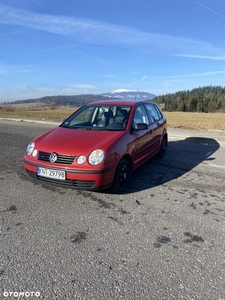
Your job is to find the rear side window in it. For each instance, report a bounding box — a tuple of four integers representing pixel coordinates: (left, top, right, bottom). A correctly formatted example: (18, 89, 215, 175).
(154, 104, 163, 119)
(145, 103, 162, 123)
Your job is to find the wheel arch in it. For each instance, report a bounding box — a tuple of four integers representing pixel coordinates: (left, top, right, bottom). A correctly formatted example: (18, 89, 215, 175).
(162, 128, 168, 139)
(163, 131, 168, 142)
(110, 154, 133, 193)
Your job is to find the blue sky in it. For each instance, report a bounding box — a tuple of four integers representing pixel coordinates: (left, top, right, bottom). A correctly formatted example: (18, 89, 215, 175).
(0, 0, 225, 102)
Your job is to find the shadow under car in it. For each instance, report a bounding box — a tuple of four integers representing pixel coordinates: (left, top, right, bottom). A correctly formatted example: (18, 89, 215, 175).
(125, 137, 220, 194)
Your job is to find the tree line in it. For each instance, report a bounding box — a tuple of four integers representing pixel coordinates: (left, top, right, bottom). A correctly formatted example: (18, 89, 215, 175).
(154, 85, 225, 112)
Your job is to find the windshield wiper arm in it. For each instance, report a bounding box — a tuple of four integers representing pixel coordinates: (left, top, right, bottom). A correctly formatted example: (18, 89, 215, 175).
(60, 125, 72, 128)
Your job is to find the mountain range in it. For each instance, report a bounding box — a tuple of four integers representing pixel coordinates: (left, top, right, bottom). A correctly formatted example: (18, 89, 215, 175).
(11, 89, 156, 106)
(101, 89, 156, 101)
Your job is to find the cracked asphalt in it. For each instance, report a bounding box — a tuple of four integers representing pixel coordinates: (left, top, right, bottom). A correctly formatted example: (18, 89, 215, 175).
(0, 119, 225, 300)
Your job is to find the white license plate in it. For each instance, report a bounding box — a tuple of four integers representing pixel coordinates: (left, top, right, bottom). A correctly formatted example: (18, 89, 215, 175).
(37, 167, 66, 180)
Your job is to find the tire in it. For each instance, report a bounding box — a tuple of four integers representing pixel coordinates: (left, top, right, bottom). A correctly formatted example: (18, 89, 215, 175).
(157, 135, 167, 158)
(110, 158, 130, 194)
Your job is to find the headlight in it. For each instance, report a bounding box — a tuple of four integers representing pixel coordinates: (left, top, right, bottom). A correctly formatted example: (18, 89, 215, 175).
(77, 155, 86, 165)
(88, 150, 104, 166)
(26, 142, 35, 155)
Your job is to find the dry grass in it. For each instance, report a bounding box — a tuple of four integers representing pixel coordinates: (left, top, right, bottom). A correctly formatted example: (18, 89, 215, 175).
(0, 105, 77, 121)
(164, 112, 225, 131)
(0, 104, 224, 131)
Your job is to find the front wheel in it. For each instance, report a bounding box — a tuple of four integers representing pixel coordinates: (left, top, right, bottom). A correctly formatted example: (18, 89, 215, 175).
(157, 135, 167, 158)
(110, 158, 130, 194)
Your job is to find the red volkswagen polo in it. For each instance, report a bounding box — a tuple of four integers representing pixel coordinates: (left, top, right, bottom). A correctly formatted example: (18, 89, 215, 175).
(23, 100, 167, 193)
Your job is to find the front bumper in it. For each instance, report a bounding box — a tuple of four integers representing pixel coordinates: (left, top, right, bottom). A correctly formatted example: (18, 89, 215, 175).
(23, 159, 112, 191)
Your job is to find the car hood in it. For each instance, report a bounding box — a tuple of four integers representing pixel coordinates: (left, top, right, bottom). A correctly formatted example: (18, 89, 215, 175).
(34, 126, 124, 155)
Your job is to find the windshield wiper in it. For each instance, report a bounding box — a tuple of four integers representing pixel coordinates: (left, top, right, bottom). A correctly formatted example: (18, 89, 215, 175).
(60, 125, 72, 129)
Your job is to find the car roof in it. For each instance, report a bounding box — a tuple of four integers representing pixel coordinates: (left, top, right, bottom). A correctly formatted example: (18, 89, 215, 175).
(86, 99, 155, 106)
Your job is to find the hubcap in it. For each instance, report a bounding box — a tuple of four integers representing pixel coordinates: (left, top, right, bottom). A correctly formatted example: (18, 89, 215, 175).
(120, 164, 128, 187)
(162, 138, 166, 153)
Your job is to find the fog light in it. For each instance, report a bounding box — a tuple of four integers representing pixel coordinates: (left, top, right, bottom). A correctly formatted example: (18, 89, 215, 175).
(77, 155, 86, 164)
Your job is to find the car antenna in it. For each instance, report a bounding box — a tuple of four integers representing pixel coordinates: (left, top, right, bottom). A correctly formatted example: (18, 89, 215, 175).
(134, 87, 139, 101)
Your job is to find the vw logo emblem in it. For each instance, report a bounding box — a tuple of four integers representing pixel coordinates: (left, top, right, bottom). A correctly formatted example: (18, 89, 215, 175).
(49, 152, 58, 163)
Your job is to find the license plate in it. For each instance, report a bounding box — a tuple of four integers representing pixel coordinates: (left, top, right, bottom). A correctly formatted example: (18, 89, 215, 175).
(37, 167, 65, 180)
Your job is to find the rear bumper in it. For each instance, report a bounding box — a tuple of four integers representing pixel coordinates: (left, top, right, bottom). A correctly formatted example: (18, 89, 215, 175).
(23, 159, 113, 191)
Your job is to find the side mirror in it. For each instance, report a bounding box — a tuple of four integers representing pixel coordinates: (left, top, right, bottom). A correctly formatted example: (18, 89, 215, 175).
(134, 123, 148, 130)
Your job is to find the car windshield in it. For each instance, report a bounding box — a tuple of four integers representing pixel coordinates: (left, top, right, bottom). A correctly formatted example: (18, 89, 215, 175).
(61, 105, 132, 131)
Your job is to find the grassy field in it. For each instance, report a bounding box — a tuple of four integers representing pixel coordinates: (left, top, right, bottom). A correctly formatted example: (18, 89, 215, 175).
(0, 105, 224, 131)
(0, 106, 77, 121)
(164, 112, 225, 131)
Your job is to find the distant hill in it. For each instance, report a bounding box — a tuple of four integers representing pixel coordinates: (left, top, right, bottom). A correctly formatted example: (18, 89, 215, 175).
(10, 90, 156, 106)
(101, 89, 156, 101)
(12, 94, 111, 107)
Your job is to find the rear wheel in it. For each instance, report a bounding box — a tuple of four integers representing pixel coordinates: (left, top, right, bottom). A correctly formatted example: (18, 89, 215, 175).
(110, 158, 130, 194)
(158, 135, 167, 158)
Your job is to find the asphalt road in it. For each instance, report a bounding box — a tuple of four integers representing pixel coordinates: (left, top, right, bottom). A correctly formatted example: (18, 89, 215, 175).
(0, 119, 225, 300)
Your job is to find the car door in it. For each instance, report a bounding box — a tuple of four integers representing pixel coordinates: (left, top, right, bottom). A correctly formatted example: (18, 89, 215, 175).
(131, 104, 155, 168)
(144, 103, 164, 153)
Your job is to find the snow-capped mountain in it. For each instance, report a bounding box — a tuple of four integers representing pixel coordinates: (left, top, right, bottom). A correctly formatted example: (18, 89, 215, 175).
(101, 89, 156, 101)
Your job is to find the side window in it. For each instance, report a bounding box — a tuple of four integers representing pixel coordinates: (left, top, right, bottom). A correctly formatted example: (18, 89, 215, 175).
(154, 104, 163, 119)
(132, 105, 149, 128)
(145, 103, 161, 124)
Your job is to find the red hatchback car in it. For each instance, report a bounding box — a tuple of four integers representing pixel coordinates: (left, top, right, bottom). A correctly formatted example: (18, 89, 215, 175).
(23, 100, 167, 193)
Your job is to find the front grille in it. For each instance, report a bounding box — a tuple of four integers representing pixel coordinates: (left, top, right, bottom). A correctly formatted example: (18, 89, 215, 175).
(38, 151, 75, 165)
(25, 169, 95, 189)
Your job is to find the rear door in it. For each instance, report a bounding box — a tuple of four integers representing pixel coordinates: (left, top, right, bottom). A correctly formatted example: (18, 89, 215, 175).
(144, 103, 164, 152)
(131, 104, 155, 167)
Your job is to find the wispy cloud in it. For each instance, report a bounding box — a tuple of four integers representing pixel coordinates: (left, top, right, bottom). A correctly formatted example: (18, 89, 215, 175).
(139, 75, 148, 82)
(175, 70, 225, 78)
(68, 83, 97, 90)
(196, 1, 225, 19)
(130, 75, 148, 85)
(0, 30, 23, 37)
(176, 54, 225, 60)
(0, 3, 224, 59)
(0, 64, 32, 75)
(151, 70, 225, 80)
(21, 83, 98, 96)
